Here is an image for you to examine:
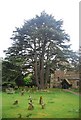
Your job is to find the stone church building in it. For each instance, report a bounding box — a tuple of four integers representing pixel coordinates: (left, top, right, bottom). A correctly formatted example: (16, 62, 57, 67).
(50, 69, 79, 89)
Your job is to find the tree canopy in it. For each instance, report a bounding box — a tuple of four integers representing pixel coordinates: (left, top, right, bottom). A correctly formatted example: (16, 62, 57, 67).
(3, 11, 79, 89)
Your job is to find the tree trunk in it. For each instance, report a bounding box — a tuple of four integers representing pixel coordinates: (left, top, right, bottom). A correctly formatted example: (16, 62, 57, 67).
(39, 42, 45, 89)
(40, 56, 44, 89)
(45, 47, 50, 88)
(34, 59, 40, 88)
(34, 39, 40, 89)
(45, 64, 50, 88)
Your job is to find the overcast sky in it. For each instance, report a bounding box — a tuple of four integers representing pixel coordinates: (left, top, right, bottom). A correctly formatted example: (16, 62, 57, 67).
(0, 0, 80, 58)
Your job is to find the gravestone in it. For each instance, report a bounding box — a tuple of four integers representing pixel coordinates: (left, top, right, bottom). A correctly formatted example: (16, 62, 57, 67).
(39, 96, 45, 109)
(28, 95, 32, 103)
(39, 96, 43, 105)
(13, 100, 18, 105)
(6, 87, 15, 94)
(28, 102, 34, 110)
(21, 89, 25, 96)
(41, 103, 45, 109)
(18, 114, 22, 118)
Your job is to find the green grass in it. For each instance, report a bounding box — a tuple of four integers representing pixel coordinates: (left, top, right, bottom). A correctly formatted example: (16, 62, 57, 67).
(70, 88, 79, 93)
(1, 88, 80, 118)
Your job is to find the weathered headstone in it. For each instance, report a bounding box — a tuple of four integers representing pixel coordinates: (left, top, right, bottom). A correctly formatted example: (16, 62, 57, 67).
(41, 103, 45, 109)
(39, 96, 45, 109)
(6, 88, 15, 94)
(28, 102, 34, 110)
(21, 89, 25, 96)
(18, 113, 22, 118)
(28, 95, 32, 103)
(39, 96, 43, 105)
(13, 100, 18, 105)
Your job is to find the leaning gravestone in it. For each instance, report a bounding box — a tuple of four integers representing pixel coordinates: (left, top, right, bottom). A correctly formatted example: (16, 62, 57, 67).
(28, 102, 34, 110)
(13, 100, 18, 105)
(28, 95, 34, 110)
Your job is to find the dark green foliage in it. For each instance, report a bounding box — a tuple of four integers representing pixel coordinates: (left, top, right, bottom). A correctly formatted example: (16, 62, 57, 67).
(2, 60, 24, 87)
(3, 11, 78, 89)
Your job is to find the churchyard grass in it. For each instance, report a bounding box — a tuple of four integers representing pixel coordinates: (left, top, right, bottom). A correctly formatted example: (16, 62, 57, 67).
(70, 88, 79, 93)
(1, 88, 80, 118)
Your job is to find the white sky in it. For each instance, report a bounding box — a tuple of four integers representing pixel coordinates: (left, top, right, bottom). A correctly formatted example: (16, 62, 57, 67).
(0, 0, 80, 58)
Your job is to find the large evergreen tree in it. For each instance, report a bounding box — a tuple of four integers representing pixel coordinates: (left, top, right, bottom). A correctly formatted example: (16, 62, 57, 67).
(4, 11, 73, 89)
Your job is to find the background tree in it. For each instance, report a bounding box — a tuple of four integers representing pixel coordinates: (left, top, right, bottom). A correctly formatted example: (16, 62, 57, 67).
(2, 60, 25, 87)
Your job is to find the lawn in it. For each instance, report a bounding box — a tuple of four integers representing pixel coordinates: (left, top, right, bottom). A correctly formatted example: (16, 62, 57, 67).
(1, 88, 80, 118)
(70, 88, 79, 93)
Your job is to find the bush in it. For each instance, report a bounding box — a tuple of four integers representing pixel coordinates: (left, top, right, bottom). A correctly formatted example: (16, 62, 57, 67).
(24, 74, 32, 85)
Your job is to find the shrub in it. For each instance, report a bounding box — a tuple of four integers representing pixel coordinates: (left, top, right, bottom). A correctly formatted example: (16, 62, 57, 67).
(24, 74, 32, 85)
